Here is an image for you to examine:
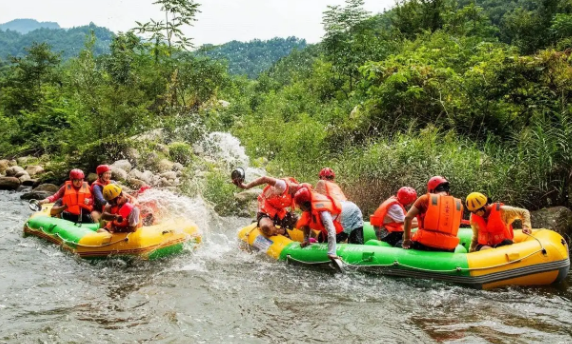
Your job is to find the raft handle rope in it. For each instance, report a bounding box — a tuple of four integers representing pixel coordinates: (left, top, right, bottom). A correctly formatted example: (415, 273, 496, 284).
(358, 232, 547, 273)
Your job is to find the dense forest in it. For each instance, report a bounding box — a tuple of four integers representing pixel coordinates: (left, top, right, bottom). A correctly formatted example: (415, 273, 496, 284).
(0, 0, 571, 214)
(197, 37, 307, 78)
(0, 22, 114, 59)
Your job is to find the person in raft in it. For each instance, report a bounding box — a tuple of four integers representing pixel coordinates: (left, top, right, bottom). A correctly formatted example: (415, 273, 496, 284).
(91, 164, 138, 213)
(370, 187, 418, 247)
(100, 184, 141, 233)
(295, 184, 346, 260)
(465, 192, 532, 252)
(402, 176, 464, 252)
(315, 167, 365, 244)
(232, 168, 300, 237)
(38, 169, 99, 223)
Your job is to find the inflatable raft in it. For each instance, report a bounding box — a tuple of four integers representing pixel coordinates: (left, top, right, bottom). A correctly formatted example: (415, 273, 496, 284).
(24, 204, 201, 260)
(238, 223, 570, 289)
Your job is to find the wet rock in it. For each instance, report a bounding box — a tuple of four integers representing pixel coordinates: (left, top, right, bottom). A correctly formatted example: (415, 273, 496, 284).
(126, 178, 146, 190)
(157, 159, 174, 173)
(20, 190, 53, 201)
(0, 177, 21, 190)
(0, 160, 10, 174)
(128, 168, 143, 180)
(15, 171, 28, 178)
(172, 163, 184, 172)
(25, 165, 44, 177)
(34, 183, 59, 193)
(531, 206, 572, 238)
(111, 166, 128, 181)
(87, 173, 98, 184)
(5, 166, 25, 177)
(140, 170, 154, 184)
(112, 160, 132, 173)
(22, 178, 38, 187)
(160, 171, 177, 180)
(18, 173, 31, 184)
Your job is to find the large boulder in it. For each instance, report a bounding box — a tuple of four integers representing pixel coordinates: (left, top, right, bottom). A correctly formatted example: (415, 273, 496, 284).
(34, 183, 59, 193)
(20, 190, 53, 201)
(111, 166, 128, 181)
(0, 160, 10, 174)
(112, 160, 132, 173)
(140, 170, 154, 184)
(128, 168, 143, 180)
(0, 177, 21, 190)
(531, 206, 572, 238)
(5, 166, 25, 177)
(157, 159, 174, 173)
(25, 165, 45, 177)
(18, 173, 31, 184)
(160, 171, 177, 180)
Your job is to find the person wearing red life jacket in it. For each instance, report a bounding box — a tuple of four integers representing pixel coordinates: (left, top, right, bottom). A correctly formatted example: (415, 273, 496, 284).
(100, 184, 141, 233)
(370, 187, 418, 247)
(315, 168, 365, 244)
(465, 192, 532, 252)
(232, 168, 300, 237)
(402, 176, 464, 252)
(38, 169, 98, 223)
(295, 185, 345, 260)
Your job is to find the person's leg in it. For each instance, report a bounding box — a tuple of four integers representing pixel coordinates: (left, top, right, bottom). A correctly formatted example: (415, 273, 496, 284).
(348, 227, 364, 244)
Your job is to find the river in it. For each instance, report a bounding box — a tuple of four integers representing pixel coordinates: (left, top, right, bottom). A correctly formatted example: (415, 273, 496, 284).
(0, 190, 571, 343)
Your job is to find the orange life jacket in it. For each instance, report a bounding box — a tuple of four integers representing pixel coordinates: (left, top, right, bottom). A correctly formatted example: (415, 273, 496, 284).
(296, 192, 344, 236)
(471, 203, 513, 246)
(107, 202, 142, 230)
(257, 177, 298, 220)
(321, 180, 348, 202)
(62, 181, 93, 215)
(370, 196, 406, 232)
(412, 194, 463, 251)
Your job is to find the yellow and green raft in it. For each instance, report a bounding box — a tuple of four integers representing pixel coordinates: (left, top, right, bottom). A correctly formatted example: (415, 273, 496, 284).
(24, 204, 201, 260)
(238, 223, 570, 289)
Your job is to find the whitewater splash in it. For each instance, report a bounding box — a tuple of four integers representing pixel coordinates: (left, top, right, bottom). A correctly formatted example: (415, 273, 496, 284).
(198, 132, 265, 180)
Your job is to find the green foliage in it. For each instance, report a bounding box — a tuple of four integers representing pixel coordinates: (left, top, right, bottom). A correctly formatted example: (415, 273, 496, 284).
(169, 142, 194, 165)
(202, 171, 238, 216)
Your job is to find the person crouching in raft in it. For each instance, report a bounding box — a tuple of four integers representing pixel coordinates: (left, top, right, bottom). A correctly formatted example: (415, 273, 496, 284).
(370, 187, 418, 247)
(402, 176, 464, 252)
(91, 164, 138, 214)
(465, 192, 532, 252)
(315, 167, 364, 244)
(38, 169, 98, 223)
(295, 185, 344, 260)
(232, 168, 300, 237)
(99, 184, 141, 233)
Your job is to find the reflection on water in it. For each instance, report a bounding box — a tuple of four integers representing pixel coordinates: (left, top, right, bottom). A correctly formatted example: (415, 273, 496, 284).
(0, 190, 571, 343)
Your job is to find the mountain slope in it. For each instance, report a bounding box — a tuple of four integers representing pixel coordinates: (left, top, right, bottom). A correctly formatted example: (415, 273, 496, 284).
(0, 19, 60, 34)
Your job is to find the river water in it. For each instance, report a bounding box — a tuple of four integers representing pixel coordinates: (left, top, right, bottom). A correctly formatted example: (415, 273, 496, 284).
(0, 189, 571, 344)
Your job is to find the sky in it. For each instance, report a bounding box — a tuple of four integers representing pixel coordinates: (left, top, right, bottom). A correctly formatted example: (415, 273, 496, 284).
(0, 0, 395, 45)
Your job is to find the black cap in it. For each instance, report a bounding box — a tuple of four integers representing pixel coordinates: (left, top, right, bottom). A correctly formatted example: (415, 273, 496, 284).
(231, 167, 245, 183)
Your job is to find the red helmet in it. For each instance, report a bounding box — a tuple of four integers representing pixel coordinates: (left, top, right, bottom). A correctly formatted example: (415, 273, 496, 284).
(96, 164, 111, 176)
(319, 167, 335, 179)
(294, 186, 312, 205)
(427, 176, 448, 193)
(397, 187, 417, 205)
(69, 169, 85, 180)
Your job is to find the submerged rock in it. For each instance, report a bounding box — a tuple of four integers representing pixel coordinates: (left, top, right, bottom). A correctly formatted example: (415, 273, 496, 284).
(0, 177, 21, 190)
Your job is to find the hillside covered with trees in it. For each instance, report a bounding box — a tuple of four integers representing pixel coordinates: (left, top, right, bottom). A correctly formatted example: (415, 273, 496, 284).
(0, 22, 114, 59)
(0, 0, 571, 214)
(0, 19, 60, 34)
(197, 37, 307, 78)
